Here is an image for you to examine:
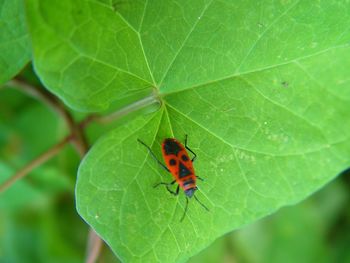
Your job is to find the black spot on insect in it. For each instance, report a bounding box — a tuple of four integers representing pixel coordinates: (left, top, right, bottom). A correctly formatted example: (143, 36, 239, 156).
(163, 139, 182, 156)
(179, 162, 192, 178)
(169, 159, 176, 166)
(183, 178, 195, 187)
(181, 155, 189, 161)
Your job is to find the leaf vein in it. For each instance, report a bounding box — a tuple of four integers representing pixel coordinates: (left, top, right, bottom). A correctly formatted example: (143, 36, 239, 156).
(158, 0, 214, 86)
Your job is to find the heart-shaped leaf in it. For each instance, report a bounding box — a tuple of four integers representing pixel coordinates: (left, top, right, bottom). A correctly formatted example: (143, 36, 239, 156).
(0, 0, 31, 84)
(26, 0, 350, 262)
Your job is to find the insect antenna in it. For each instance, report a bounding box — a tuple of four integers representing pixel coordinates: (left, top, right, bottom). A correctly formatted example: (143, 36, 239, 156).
(194, 195, 209, 212)
(180, 197, 189, 222)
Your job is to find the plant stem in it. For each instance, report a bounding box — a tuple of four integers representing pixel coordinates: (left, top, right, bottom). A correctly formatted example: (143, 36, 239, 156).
(8, 78, 88, 156)
(8, 78, 72, 126)
(0, 135, 72, 193)
(95, 93, 160, 124)
(86, 229, 103, 263)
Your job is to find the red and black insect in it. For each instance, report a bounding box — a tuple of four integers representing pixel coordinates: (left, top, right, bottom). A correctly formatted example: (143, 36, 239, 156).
(138, 135, 209, 221)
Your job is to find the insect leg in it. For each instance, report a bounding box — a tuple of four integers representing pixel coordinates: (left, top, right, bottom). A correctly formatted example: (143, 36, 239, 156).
(154, 180, 177, 195)
(184, 135, 197, 162)
(194, 195, 209, 211)
(180, 197, 189, 222)
(196, 176, 205, 181)
(137, 139, 169, 172)
(175, 185, 180, 195)
(153, 181, 175, 188)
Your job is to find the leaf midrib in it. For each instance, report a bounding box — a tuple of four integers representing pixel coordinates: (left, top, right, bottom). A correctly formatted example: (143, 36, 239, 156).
(164, 102, 345, 157)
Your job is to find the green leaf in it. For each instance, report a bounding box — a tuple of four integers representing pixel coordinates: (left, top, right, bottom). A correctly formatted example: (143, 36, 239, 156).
(26, 0, 154, 111)
(28, 0, 350, 262)
(0, 0, 31, 84)
(189, 176, 349, 263)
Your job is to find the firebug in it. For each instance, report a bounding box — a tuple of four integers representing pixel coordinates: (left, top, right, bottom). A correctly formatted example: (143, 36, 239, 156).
(138, 135, 209, 221)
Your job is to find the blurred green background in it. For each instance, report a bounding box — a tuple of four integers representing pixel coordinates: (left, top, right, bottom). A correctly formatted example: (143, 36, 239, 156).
(1, 66, 349, 263)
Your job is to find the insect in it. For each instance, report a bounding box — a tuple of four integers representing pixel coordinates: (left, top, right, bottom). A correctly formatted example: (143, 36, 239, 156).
(138, 135, 209, 221)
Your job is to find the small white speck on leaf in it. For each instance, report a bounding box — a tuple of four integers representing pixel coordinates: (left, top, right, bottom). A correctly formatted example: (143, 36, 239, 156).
(311, 42, 318, 48)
